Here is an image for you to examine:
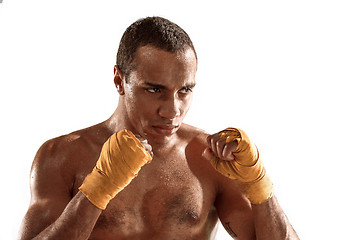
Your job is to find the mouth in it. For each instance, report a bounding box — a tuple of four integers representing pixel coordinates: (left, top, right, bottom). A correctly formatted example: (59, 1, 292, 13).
(152, 124, 179, 136)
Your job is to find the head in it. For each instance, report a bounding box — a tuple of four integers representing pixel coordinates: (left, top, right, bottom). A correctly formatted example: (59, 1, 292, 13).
(116, 16, 197, 81)
(114, 17, 197, 143)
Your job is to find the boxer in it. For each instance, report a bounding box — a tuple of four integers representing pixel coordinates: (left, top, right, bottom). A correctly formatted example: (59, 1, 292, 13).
(19, 16, 299, 240)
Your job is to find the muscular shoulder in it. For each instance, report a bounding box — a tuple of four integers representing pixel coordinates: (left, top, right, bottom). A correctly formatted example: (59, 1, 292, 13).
(31, 124, 109, 197)
(34, 130, 89, 170)
(31, 133, 85, 186)
(34, 123, 109, 166)
(178, 123, 209, 146)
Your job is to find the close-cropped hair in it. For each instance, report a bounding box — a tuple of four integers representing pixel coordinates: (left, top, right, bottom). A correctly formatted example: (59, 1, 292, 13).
(116, 16, 197, 81)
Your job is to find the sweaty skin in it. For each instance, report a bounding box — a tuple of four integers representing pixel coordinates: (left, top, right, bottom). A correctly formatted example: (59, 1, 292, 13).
(19, 46, 298, 240)
(23, 122, 228, 239)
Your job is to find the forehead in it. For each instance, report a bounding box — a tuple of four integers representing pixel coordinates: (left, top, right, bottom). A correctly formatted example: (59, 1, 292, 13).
(129, 45, 197, 87)
(134, 45, 197, 65)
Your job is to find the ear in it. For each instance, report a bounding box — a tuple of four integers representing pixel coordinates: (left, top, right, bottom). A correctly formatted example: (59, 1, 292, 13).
(114, 65, 125, 95)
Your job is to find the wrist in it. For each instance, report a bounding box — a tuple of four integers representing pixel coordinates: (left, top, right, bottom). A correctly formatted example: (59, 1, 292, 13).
(79, 169, 121, 210)
(238, 173, 273, 205)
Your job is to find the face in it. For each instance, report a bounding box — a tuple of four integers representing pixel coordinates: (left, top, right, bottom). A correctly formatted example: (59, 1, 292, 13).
(117, 45, 197, 144)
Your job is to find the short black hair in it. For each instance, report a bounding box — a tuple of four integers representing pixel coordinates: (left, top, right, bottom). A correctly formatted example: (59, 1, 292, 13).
(116, 16, 197, 81)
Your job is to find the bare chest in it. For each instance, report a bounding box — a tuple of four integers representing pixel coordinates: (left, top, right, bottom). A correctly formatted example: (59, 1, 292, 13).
(77, 150, 218, 239)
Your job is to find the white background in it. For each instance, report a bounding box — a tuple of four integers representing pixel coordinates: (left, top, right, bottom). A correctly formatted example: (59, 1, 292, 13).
(1, 1, 359, 239)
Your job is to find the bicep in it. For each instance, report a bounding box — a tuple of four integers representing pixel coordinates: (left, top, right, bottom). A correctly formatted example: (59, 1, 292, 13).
(19, 198, 69, 239)
(215, 178, 256, 240)
(19, 141, 73, 239)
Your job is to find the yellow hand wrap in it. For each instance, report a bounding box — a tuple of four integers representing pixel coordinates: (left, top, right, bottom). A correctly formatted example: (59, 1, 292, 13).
(79, 130, 152, 210)
(209, 127, 273, 204)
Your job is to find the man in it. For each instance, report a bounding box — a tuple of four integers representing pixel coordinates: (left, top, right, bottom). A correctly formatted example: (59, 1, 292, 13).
(19, 17, 299, 239)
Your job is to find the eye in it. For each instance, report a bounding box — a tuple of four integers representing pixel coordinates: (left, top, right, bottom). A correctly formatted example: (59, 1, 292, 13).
(146, 88, 161, 93)
(179, 87, 193, 94)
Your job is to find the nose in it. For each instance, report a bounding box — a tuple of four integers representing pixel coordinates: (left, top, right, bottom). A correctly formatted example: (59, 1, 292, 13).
(158, 95, 181, 120)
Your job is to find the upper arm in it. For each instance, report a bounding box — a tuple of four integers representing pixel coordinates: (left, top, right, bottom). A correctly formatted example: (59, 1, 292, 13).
(215, 177, 256, 240)
(19, 139, 73, 240)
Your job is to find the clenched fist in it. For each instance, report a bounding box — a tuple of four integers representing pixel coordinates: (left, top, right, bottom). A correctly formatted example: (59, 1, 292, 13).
(203, 127, 273, 204)
(79, 130, 152, 209)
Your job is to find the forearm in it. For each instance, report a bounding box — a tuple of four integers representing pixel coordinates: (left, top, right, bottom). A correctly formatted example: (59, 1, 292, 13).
(32, 192, 102, 240)
(251, 195, 299, 240)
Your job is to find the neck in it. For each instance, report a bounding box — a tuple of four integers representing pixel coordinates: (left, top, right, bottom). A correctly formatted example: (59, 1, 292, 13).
(103, 98, 127, 133)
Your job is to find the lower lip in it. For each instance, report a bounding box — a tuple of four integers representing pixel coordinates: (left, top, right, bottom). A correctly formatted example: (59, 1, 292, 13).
(153, 126, 177, 135)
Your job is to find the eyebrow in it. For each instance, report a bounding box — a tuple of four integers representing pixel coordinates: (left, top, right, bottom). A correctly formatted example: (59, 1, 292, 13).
(144, 82, 168, 90)
(144, 82, 196, 90)
(183, 83, 196, 89)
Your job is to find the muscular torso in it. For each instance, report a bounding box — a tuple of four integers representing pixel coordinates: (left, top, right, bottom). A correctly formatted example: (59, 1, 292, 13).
(62, 123, 220, 239)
